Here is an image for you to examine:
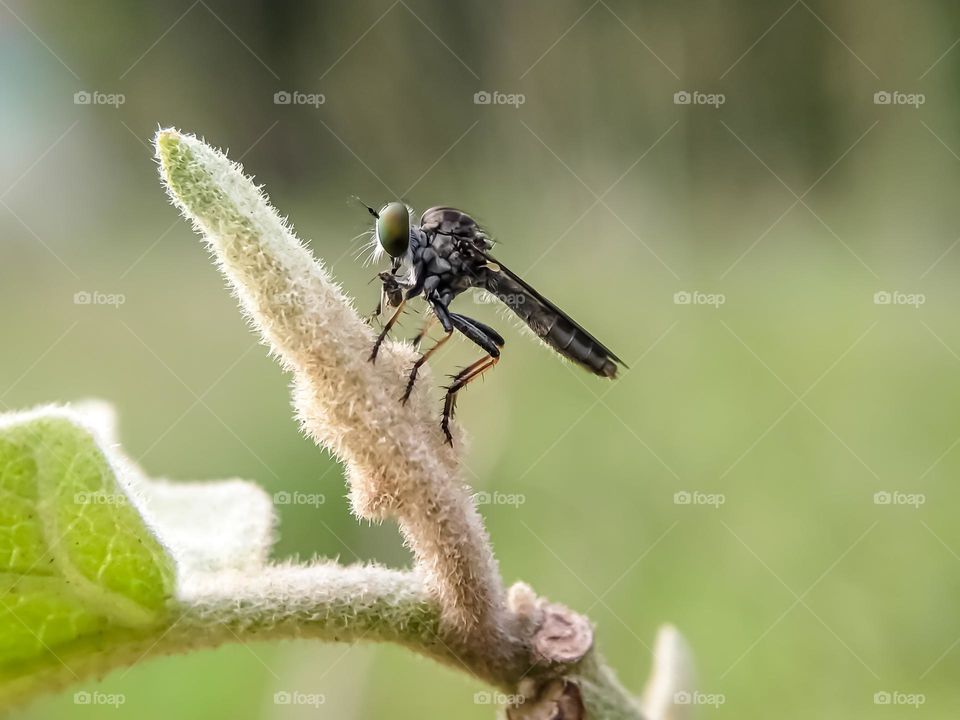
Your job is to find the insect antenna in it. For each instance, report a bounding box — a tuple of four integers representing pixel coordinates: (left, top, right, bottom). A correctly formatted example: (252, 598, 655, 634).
(351, 195, 379, 219)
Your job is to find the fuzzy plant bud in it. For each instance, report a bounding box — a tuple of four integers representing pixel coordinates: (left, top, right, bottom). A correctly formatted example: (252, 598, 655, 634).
(154, 129, 503, 637)
(0, 126, 691, 719)
(641, 625, 696, 720)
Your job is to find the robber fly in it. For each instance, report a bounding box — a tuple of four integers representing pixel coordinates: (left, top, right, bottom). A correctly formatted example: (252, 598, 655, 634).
(363, 201, 625, 443)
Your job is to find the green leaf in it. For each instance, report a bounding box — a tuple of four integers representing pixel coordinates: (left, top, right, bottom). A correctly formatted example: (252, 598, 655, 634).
(0, 403, 446, 712)
(0, 403, 284, 709)
(0, 410, 176, 666)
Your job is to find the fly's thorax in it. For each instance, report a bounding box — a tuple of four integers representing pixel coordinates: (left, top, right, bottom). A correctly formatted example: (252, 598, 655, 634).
(407, 226, 426, 256)
(428, 232, 455, 257)
(428, 234, 488, 277)
(409, 238, 482, 304)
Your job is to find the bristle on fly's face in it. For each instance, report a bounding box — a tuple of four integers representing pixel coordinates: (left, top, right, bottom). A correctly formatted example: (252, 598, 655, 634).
(351, 229, 381, 267)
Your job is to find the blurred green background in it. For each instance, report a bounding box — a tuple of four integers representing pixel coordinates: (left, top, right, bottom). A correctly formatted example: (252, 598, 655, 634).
(3, 0, 960, 717)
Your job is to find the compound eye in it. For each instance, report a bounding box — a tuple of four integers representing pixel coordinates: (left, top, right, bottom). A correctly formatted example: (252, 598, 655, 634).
(376, 202, 410, 258)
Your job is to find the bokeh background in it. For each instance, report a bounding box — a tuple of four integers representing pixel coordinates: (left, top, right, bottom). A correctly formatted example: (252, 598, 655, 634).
(3, 0, 960, 717)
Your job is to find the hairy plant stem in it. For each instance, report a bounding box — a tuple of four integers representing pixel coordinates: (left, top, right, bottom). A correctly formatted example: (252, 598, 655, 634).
(157, 129, 504, 644)
(0, 128, 689, 719)
(0, 565, 643, 718)
(146, 128, 689, 719)
(175, 567, 645, 718)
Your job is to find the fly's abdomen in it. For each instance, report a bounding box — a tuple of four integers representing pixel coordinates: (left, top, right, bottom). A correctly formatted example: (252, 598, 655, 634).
(485, 271, 619, 378)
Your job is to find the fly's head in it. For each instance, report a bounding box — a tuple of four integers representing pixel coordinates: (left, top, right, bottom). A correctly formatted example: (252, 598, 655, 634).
(356, 200, 412, 271)
(375, 202, 410, 259)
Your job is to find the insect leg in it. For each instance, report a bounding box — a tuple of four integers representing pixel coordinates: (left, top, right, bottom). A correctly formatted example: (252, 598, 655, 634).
(439, 312, 504, 444)
(401, 327, 452, 404)
(411, 312, 438, 348)
(448, 313, 505, 354)
(368, 299, 406, 363)
(367, 271, 404, 324)
(449, 313, 505, 347)
(366, 287, 385, 323)
(441, 354, 500, 445)
(400, 297, 454, 401)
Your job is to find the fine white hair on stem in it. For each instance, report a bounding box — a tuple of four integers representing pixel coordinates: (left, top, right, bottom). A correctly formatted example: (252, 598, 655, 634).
(150, 128, 695, 718)
(154, 128, 503, 639)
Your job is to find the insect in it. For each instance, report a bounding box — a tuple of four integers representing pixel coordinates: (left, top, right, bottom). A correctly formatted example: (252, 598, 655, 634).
(363, 201, 625, 444)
